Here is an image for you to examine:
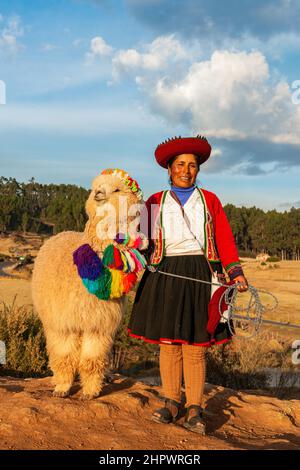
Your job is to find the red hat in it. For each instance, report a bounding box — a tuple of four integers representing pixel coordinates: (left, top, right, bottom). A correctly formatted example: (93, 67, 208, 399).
(155, 135, 211, 168)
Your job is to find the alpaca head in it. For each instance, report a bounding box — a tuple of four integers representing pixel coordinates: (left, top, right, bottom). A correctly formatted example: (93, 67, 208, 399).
(85, 169, 146, 251)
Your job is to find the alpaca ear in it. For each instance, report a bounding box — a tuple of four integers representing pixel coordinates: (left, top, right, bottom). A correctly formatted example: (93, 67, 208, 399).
(85, 191, 95, 219)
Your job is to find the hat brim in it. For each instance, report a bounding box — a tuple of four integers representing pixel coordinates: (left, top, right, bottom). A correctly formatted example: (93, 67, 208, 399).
(155, 137, 211, 168)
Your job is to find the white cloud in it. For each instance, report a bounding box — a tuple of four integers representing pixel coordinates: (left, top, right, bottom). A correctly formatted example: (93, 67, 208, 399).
(132, 48, 299, 147)
(85, 33, 300, 149)
(0, 14, 24, 55)
(85, 36, 113, 63)
(111, 34, 187, 80)
(73, 38, 83, 47)
(42, 43, 57, 52)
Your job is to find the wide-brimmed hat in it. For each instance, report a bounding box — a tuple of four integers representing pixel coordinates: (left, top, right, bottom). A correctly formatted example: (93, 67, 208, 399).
(154, 135, 211, 168)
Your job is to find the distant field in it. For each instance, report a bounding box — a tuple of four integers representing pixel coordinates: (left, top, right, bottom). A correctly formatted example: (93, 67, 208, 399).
(0, 278, 33, 306)
(241, 260, 300, 323)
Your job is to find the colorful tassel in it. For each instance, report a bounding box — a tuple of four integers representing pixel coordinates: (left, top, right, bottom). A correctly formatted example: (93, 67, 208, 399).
(95, 268, 112, 300)
(73, 244, 103, 280)
(123, 272, 137, 294)
(132, 236, 141, 249)
(110, 269, 124, 298)
(74, 241, 144, 301)
(113, 246, 124, 270)
(82, 277, 101, 294)
(124, 250, 136, 271)
(129, 249, 143, 272)
(131, 248, 146, 268)
(120, 251, 130, 273)
(102, 244, 115, 267)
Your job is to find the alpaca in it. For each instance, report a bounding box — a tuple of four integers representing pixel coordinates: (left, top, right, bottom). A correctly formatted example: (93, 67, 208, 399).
(32, 169, 147, 399)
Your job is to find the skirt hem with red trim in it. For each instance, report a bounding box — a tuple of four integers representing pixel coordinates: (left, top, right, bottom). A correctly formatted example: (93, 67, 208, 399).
(128, 328, 232, 347)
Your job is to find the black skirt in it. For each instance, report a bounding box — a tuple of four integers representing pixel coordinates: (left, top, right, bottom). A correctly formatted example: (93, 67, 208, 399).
(128, 255, 232, 347)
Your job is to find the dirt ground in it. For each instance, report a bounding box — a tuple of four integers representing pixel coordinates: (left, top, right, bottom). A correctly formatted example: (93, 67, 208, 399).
(0, 374, 299, 450)
(0, 233, 299, 450)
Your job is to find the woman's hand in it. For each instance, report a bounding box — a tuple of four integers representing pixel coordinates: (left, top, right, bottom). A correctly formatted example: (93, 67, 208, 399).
(233, 275, 248, 292)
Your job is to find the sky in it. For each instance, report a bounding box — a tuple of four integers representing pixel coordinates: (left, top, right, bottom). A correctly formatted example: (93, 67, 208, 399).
(0, 0, 300, 210)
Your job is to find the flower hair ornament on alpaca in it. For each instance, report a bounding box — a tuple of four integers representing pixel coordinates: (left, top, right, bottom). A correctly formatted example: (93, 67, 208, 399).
(100, 168, 143, 200)
(32, 168, 148, 400)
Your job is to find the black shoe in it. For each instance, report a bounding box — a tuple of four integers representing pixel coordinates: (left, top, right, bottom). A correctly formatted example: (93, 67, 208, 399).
(183, 405, 206, 435)
(151, 398, 181, 424)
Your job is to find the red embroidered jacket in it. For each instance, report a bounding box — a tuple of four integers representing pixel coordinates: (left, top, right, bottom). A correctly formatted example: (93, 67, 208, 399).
(140, 187, 244, 280)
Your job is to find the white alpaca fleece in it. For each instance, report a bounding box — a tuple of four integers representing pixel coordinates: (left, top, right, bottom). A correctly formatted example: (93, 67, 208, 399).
(31, 172, 145, 399)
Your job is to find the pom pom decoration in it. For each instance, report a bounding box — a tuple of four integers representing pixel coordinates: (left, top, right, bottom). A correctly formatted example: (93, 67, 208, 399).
(124, 251, 136, 272)
(120, 251, 130, 273)
(102, 244, 115, 267)
(131, 248, 147, 268)
(113, 246, 124, 270)
(73, 241, 146, 300)
(123, 272, 137, 294)
(73, 244, 103, 280)
(128, 250, 143, 272)
(95, 268, 112, 300)
(133, 236, 142, 249)
(110, 269, 125, 298)
(82, 267, 112, 300)
(82, 278, 101, 294)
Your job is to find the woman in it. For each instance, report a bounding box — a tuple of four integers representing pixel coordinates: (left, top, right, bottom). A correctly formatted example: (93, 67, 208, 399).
(128, 136, 248, 435)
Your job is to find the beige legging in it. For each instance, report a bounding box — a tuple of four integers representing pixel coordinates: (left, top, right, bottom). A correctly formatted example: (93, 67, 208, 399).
(159, 343, 206, 408)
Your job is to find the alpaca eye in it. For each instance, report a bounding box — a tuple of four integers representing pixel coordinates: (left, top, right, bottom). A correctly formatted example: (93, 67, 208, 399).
(114, 189, 120, 192)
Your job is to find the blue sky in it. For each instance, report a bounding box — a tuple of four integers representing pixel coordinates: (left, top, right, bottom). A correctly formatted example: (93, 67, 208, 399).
(0, 0, 300, 210)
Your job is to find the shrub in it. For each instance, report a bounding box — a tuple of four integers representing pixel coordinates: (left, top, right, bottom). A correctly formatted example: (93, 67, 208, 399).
(266, 256, 280, 262)
(206, 332, 294, 393)
(0, 298, 50, 377)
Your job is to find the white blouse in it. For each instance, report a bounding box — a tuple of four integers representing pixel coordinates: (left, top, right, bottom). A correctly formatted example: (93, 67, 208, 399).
(162, 189, 205, 256)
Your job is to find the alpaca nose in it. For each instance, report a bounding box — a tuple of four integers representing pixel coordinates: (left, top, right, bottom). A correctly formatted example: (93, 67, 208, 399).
(94, 189, 107, 201)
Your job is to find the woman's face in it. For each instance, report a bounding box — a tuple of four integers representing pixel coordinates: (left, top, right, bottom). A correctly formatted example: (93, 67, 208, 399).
(168, 153, 199, 188)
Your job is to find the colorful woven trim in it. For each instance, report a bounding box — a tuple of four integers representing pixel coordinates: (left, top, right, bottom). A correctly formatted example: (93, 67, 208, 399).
(73, 234, 146, 300)
(227, 264, 244, 281)
(100, 168, 143, 201)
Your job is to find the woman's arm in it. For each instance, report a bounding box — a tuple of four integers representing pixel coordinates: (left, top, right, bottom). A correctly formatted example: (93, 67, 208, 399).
(212, 194, 248, 290)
